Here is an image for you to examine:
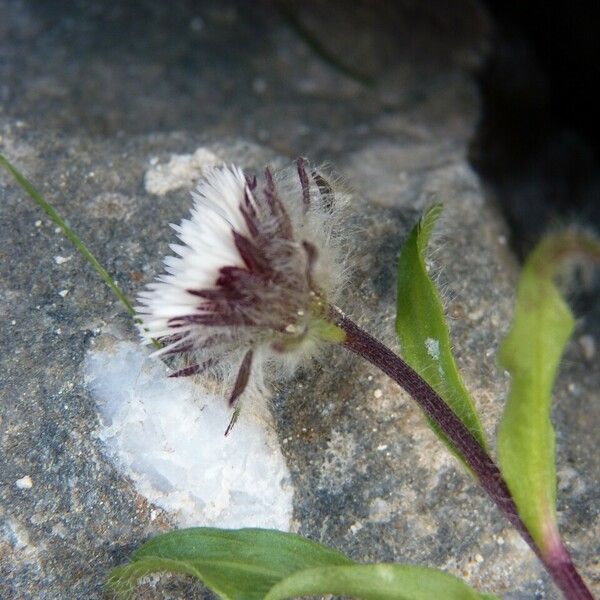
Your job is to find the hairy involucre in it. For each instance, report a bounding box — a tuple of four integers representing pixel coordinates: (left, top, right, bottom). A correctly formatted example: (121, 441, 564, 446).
(136, 159, 348, 415)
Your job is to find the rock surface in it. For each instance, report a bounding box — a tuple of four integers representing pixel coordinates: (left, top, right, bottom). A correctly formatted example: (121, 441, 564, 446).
(0, 1, 598, 599)
(84, 332, 294, 532)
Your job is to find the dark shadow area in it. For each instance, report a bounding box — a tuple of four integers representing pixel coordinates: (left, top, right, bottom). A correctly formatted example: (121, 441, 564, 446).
(471, 1, 600, 258)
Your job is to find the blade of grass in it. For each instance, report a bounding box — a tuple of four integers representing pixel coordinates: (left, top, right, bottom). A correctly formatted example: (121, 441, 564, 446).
(1, 153, 136, 317)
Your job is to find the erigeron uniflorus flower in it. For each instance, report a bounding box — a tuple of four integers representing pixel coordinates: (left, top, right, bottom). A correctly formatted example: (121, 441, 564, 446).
(136, 158, 348, 428)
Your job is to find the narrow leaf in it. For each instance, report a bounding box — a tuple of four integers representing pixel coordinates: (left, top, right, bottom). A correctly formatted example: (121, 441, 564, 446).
(0, 153, 135, 316)
(108, 527, 353, 600)
(265, 564, 498, 600)
(396, 204, 488, 461)
(498, 234, 600, 553)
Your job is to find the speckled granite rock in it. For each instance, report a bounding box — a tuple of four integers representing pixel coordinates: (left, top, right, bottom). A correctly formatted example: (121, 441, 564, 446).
(0, 1, 598, 599)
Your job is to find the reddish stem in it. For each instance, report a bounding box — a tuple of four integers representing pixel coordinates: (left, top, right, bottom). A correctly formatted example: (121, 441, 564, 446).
(332, 307, 594, 600)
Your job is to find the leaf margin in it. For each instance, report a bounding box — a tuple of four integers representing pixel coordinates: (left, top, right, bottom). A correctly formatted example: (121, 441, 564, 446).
(497, 233, 600, 552)
(264, 563, 499, 600)
(395, 204, 488, 460)
(107, 527, 354, 600)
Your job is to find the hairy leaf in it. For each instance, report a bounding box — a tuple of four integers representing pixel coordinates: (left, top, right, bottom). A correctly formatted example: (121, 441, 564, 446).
(109, 527, 496, 600)
(108, 527, 353, 600)
(265, 563, 498, 600)
(396, 204, 487, 461)
(498, 234, 600, 552)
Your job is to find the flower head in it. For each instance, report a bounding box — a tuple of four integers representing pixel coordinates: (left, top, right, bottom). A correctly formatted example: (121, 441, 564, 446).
(137, 158, 347, 427)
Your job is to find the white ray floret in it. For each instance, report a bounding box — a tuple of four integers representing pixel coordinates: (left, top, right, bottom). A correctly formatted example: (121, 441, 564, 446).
(135, 159, 350, 422)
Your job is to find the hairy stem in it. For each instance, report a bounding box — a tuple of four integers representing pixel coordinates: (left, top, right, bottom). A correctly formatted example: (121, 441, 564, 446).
(331, 306, 593, 600)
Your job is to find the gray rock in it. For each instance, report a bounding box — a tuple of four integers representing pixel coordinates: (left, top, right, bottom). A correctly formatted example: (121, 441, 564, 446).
(0, 1, 597, 599)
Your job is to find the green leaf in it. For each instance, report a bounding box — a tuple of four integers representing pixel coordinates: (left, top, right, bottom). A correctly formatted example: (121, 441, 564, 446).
(265, 564, 498, 600)
(396, 204, 488, 460)
(0, 153, 136, 317)
(497, 234, 600, 553)
(109, 528, 497, 600)
(108, 527, 353, 600)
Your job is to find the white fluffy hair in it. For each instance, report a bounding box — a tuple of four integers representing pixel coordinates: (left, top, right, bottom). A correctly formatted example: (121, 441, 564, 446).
(136, 159, 350, 424)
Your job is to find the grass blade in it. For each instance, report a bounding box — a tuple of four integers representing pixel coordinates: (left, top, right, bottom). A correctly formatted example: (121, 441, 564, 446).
(0, 153, 135, 316)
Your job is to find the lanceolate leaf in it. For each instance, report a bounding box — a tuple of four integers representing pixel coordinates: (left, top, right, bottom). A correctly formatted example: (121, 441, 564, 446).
(396, 204, 488, 461)
(497, 234, 600, 553)
(108, 527, 496, 600)
(108, 527, 353, 600)
(265, 564, 498, 600)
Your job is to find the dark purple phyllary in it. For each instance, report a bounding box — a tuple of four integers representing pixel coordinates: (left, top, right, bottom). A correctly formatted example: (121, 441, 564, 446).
(137, 159, 347, 420)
